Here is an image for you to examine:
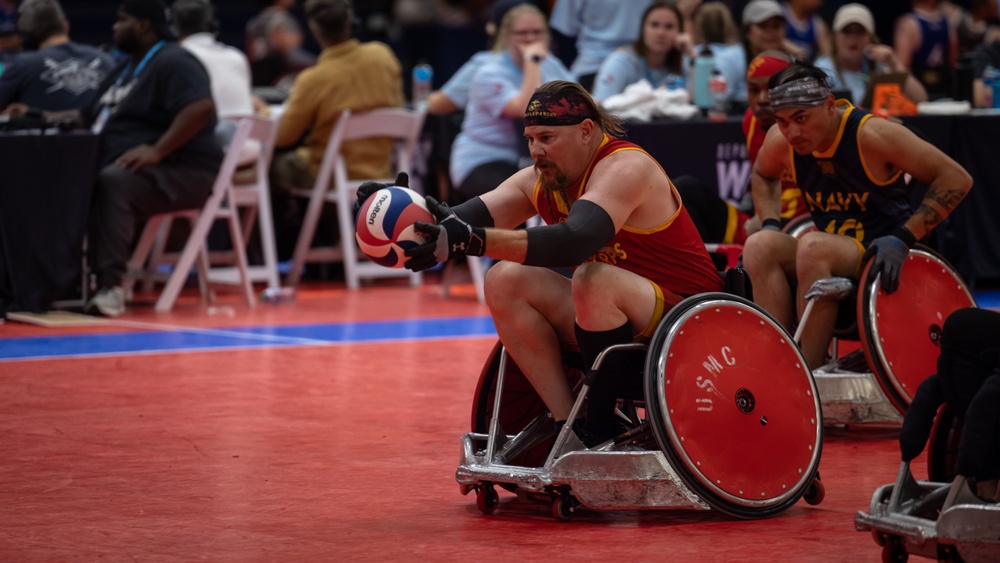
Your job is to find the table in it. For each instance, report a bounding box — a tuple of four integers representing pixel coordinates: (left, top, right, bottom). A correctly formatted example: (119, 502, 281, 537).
(0, 130, 101, 315)
(623, 113, 1000, 287)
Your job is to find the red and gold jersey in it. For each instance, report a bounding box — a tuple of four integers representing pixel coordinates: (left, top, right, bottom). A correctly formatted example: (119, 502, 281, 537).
(531, 136, 723, 298)
(743, 108, 808, 220)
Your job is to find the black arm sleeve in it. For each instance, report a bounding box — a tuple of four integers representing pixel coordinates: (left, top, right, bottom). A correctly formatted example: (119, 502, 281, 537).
(524, 199, 616, 268)
(451, 196, 495, 228)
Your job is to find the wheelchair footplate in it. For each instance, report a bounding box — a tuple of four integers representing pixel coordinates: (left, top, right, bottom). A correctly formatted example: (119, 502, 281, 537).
(854, 461, 1000, 562)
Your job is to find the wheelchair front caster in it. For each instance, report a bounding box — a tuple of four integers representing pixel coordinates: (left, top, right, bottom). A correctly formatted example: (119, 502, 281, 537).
(880, 535, 908, 563)
(552, 489, 576, 522)
(803, 476, 825, 505)
(476, 483, 498, 514)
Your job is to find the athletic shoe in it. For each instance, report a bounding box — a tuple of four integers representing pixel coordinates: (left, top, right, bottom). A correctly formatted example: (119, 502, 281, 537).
(87, 286, 126, 317)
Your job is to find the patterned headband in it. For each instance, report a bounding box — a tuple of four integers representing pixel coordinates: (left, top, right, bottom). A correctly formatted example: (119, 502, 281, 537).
(524, 90, 597, 127)
(768, 77, 831, 113)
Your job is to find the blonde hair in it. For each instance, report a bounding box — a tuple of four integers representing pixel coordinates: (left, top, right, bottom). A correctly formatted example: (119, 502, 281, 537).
(694, 2, 739, 45)
(493, 3, 548, 53)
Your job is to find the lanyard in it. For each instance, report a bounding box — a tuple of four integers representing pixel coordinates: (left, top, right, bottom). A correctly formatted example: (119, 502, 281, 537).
(117, 39, 165, 85)
(93, 40, 165, 134)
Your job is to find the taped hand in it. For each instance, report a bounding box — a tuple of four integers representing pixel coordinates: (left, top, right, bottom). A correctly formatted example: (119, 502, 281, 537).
(862, 234, 910, 293)
(353, 172, 409, 217)
(404, 196, 485, 272)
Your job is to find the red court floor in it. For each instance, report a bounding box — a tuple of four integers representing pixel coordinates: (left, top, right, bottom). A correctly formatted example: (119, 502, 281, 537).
(0, 277, 946, 562)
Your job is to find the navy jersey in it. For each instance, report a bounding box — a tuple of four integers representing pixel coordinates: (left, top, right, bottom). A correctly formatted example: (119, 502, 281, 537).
(909, 11, 952, 96)
(783, 5, 821, 62)
(788, 101, 911, 246)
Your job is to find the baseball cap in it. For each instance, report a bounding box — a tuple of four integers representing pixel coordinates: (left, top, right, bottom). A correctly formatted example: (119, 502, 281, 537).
(742, 0, 784, 26)
(832, 3, 875, 35)
(120, 0, 175, 40)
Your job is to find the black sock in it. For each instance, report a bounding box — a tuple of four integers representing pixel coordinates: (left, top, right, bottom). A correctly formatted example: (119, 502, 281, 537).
(575, 321, 633, 436)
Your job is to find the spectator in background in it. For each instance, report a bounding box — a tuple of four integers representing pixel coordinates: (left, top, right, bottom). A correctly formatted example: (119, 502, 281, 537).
(592, 1, 696, 101)
(270, 0, 402, 207)
(0, 0, 115, 114)
(449, 3, 572, 203)
(85, 0, 222, 317)
(971, 2, 1000, 107)
(692, 1, 745, 104)
(0, 0, 20, 59)
(942, 0, 999, 58)
(245, 0, 315, 87)
(677, 0, 704, 44)
(171, 0, 254, 127)
(783, 0, 830, 62)
(549, 0, 653, 91)
(424, 0, 535, 116)
(894, 0, 956, 98)
(815, 3, 927, 106)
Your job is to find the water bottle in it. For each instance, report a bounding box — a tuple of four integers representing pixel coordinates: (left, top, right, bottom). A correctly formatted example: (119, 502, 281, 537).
(984, 65, 998, 109)
(692, 46, 715, 109)
(707, 69, 728, 121)
(260, 286, 297, 305)
(412, 62, 433, 112)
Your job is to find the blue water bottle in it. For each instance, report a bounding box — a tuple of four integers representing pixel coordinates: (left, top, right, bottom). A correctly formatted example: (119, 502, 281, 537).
(412, 62, 433, 112)
(692, 46, 715, 110)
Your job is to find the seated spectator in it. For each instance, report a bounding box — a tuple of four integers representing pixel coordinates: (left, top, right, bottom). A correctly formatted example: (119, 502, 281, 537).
(971, 28, 1000, 107)
(942, 0, 998, 58)
(815, 4, 927, 107)
(894, 0, 956, 98)
(269, 0, 403, 253)
(0, 0, 19, 59)
(245, 0, 315, 88)
(449, 3, 572, 203)
(783, 0, 831, 62)
(549, 0, 654, 92)
(691, 1, 745, 104)
(84, 0, 222, 317)
(171, 0, 257, 147)
(0, 0, 116, 114)
(425, 0, 530, 116)
(592, 1, 696, 102)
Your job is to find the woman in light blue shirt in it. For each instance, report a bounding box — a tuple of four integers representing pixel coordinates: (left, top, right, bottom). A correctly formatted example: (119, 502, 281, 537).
(450, 4, 572, 202)
(592, 1, 695, 101)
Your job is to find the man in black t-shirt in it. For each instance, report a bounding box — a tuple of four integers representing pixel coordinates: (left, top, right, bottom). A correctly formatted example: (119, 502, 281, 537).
(0, 0, 116, 114)
(84, 0, 222, 317)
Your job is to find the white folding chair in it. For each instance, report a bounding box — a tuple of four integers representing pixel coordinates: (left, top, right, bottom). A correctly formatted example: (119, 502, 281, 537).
(124, 118, 256, 312)
(207, 115, 281, 289)
(285, 107, 426, 289)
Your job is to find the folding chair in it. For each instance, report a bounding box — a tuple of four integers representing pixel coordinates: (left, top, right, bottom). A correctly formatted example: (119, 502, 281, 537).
(124, 118, 256, 312)
(285, 107, 426, 289)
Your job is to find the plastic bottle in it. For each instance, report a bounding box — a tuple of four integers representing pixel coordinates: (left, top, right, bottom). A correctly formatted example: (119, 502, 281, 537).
(260, 286, 297, 305)
(707, 69, 728, 121)
(692, 46, 715, 109)
(412, 62, 433, 112)
(984, 65, 998, 109)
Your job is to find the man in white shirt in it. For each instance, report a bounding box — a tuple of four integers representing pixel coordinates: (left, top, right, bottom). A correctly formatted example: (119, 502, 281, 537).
(171, 0, 254, 121)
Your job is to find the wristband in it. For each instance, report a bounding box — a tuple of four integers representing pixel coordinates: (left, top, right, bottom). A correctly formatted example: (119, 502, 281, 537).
(893, 225, 917, 248)
(762, 218, 782, 231)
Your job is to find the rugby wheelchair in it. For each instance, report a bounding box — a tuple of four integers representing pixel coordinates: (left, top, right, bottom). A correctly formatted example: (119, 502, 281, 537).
(456, 270, 826, 521)
(854, 308, 1000, 562)
(794, 247, 977, 425)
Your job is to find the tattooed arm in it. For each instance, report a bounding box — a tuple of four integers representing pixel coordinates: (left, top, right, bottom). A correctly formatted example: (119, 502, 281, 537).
(859, 117, 973, 240)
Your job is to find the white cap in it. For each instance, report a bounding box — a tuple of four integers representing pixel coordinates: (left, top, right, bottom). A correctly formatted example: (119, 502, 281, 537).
(742, 0, 784, 26)
(832, 3, 875, 35)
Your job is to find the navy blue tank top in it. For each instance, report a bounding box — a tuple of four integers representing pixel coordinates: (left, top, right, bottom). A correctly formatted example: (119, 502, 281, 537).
(910, 11, 952, 96)
(789, 102, 912, 246)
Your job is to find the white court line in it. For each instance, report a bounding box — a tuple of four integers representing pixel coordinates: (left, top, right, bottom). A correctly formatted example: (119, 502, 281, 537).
(106, 318, 334, 346)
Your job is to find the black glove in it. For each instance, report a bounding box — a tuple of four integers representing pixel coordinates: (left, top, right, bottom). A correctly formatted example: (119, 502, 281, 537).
(404, 195, 485, 272)
(862, 229, 913, 293)
(353, 172, 409, 217)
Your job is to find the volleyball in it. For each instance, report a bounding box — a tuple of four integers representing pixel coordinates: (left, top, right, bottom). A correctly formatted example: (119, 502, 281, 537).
(355, 186, 434, 268)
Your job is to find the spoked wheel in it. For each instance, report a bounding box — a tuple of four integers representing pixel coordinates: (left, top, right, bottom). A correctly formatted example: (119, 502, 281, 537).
(644, 294, 823, 519)
(858, 248, 977, 415)
(471, 340, 584, 469)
